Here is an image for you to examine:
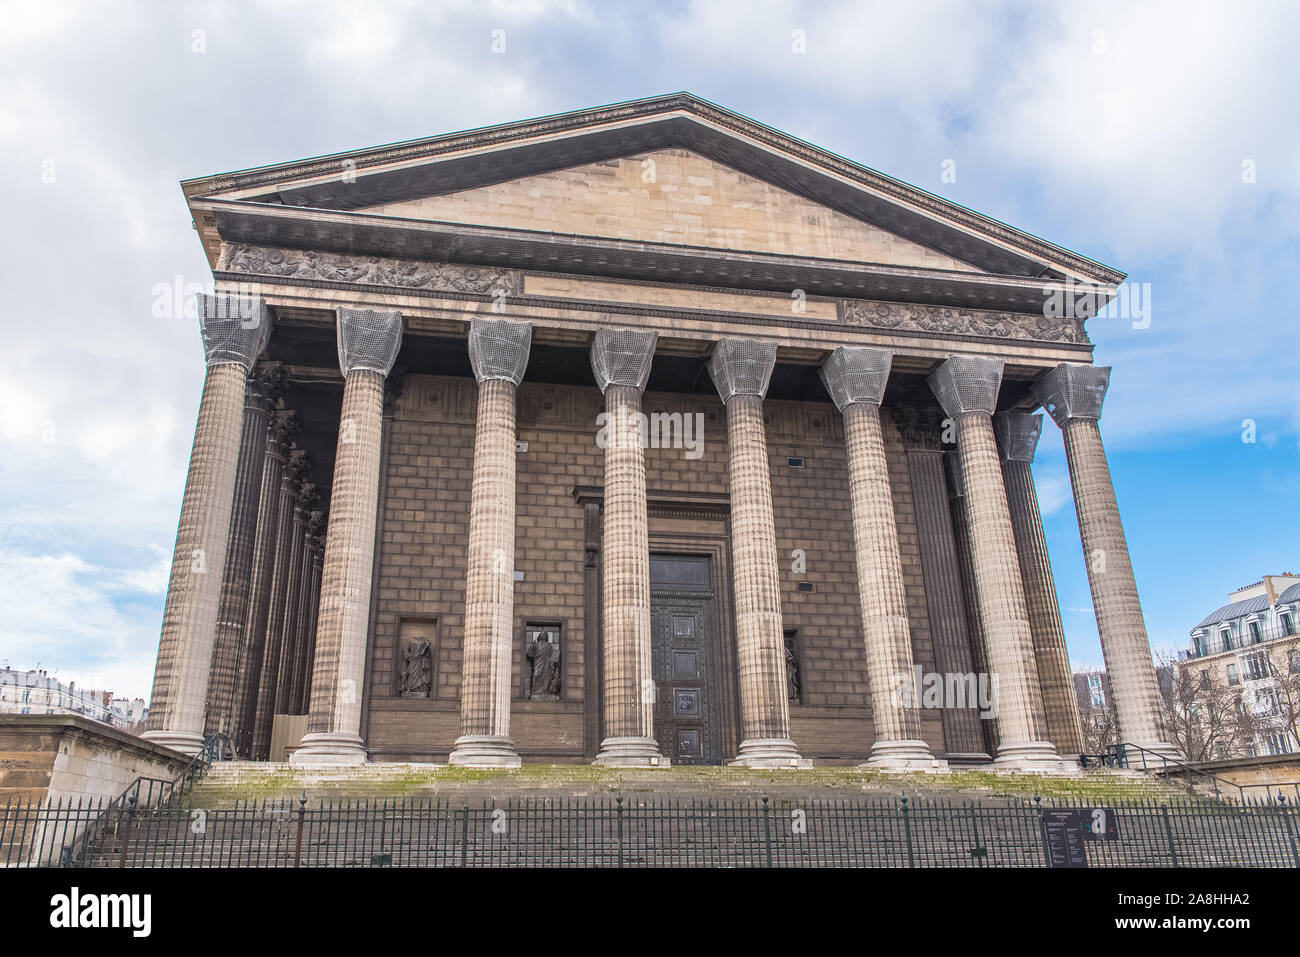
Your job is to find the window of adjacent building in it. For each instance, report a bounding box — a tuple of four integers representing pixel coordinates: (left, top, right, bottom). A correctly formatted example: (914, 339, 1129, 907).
(1199, 670, 1210, 689)
(1281, 612, 1295, 636)
(1291, 650, 1300, 675)
(1220, 627, 1234, 650)
(1244, 653, 1269, 680)
(1235, 696, 1246, 717)
(1192, 633, 1205, 656)
(1248, 619, 1262, 643)
(1087, 673, 1104, 709)
(1258, 690, 1279, 715)
(1227, 663, 1239, 685)
(1265, 733, 1289, 756)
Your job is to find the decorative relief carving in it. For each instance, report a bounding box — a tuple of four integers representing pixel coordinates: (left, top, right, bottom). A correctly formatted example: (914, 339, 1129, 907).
(841, 298, 1088, 344)
(399, 637, 432, 698)
(525, 625, 562, 700)
(219, 243, 522, 296)
(890, 403, 948, 451)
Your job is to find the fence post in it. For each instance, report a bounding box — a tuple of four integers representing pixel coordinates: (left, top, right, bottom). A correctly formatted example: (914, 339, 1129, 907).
(761, 794, 773, 868)
(900, 796, 914, 869)
(1160, 804, 1179, 868)
(460, 805, 470, 868)
(1280, 801, 1300, 868)
(118, 794, 137, 869)
(616, 796, 625, 869)
(294, 793, 307, 868)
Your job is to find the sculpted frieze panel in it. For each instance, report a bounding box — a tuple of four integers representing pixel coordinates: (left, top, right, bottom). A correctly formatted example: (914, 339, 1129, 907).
(841, 298, 1088, 344)
(218, 243, 521, 296)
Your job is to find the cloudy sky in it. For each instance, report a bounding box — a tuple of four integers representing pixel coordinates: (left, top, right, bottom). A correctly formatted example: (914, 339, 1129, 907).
(1, 0, 1297, 698)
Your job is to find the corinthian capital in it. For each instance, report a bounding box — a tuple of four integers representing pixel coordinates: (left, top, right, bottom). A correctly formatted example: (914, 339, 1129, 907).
(994, 412, 1044, 463)
(819, 346, 892, 411)
(467, 318, 532, 386)
(336, 307, 403, 377)
(590, 327, 657, 393)
(196, 294, 271, 371)
(927, 354, 1004, 418)
(1033, 363, 1111, 427)
(708, 338, 777, 403)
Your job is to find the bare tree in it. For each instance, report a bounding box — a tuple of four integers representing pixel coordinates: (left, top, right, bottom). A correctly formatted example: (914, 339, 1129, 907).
(1073, 676, 1118, 754)
(1156, 651, 1252, 762)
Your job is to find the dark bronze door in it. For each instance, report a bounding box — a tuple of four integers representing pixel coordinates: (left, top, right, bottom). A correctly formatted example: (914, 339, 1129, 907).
(649, 555, 721, 765)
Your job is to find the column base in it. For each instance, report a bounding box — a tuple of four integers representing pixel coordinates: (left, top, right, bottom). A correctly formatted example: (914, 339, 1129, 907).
(729, 738, 811, 769)
(448, 735, 521, 769)
(593, 737, 668, 768)
(140, 729, 204, 757)
(861, 739, 948, 772)
(992, 740, 1076, 773)
(288, 733, 367, 766)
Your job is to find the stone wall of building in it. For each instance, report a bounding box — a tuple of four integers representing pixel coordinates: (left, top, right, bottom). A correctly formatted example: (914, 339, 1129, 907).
(363, 374, 964, 763)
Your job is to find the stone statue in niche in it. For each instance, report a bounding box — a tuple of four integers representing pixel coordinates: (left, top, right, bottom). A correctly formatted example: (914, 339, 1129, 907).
(399, 637, 432, 698)
(784, 639, 801, 703)
(526, 628, 562, 700)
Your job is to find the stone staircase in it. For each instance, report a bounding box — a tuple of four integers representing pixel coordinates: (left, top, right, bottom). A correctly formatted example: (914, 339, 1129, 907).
(187, 760, 1209, 809)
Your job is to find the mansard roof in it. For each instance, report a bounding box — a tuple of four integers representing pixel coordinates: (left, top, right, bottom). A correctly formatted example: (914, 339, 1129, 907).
(1194, 594, 1272, 629)
(182, 93, 1124, 310)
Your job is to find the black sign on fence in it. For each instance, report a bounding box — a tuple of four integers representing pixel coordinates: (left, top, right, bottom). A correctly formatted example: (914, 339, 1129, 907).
(1040, 809, 1088, 868)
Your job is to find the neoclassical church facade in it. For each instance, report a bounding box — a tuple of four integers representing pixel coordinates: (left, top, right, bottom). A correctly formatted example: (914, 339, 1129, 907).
(142, 94, 1178, 769)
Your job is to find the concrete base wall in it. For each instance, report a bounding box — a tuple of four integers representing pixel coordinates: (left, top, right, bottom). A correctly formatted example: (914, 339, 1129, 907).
(0, 715, 189, 807)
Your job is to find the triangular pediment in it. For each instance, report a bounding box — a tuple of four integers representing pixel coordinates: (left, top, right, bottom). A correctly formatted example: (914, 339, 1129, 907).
(185, 93, 1123, 289)
(356, 149, 980, 272)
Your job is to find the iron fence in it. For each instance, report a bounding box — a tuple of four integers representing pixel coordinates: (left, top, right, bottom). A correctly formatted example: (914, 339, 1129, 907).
(2, 793, 1297, 868)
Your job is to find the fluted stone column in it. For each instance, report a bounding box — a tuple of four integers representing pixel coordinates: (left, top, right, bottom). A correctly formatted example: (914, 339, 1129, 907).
(288, 511, 324, 714)
(928, 355, 1065, 770)
(448, 318, 532, 768)
(231, 410, 295, 756)
(821, 348, 942, 770)
(143, 295, 270, 755)
(1034, 364, 1180, 760)
(274, 482, 316, 715)
(250, 454, 307, 759)
(293, 308, 403, 766)
(590, 328, 666, 767)
(296, 524, 324, 715)
(710, 339, 807, 767)
(995, 412, 1086, 755)
(205, 362, 284, 737)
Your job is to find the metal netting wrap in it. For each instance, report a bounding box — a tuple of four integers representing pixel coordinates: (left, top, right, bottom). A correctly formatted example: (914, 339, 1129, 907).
(1033, 363, 1110, 427)
(336, 307, 403, 377)
(590, 327, 657, 393)
(994, 412, 1043, 463)
(708, 338, 777, 402)
(943, 449, 967, 499)
(197, 294, 271, 370)
(927, 354, 1003, 417)
(467, 317, 532, 385)
(819, 346, 892, 411)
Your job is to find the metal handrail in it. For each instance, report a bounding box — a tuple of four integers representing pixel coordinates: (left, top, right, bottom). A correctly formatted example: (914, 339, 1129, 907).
(1083, 741, 1300, 805)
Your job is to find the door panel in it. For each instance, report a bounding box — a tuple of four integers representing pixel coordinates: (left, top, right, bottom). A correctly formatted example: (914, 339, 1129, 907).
(650, 555, 721, 765)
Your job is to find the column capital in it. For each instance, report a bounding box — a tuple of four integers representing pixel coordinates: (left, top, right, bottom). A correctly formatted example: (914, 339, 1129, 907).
(819, 346, 892, 411)
(927, 354, 1004, 418)
(590, 327, 657, 393)
(1033, 363, 1110, 427)
(708, 337, 777, 403)
(336, 307, 403, 377)
(266, 410, 298, 458)
(197, 294, 271, 372)
(283, 448, 311, 487)
(994, 411, 1043, 463)
(468, 317, 532, 386)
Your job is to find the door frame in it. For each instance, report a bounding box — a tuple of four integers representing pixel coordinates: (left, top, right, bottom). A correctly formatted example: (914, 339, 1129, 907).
(647, 533, 740, 764)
